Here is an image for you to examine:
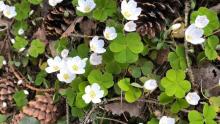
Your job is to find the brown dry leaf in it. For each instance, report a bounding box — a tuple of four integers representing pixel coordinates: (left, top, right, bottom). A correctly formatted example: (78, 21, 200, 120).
(32, 27, 47, 43)
(104, 101, 145, 118)
(193, 62, 220, 96)
(79, 19, 97, 36)
(61, 17, 83, 38)
(156, 49, 170, 65)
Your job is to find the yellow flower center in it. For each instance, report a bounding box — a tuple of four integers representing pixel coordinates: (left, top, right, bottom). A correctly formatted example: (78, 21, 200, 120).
(105, 32, 110, 39)
(72, 65, 78, 71)
(53, 66, 59, 71)
(89, 90, 96, 99)
(186, 35, 192, 42)
(63, 73, 70, 80)
(5, 11, 10, 16)
(91, 45, 97, 51)
(84, 5, 91, 12)
(123, 11, 131, 18)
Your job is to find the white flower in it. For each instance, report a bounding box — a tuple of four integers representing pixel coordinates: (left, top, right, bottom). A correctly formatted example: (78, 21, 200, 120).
(57, 68, 76, 83)
(23, 90, 29, 95)
(67, 56, 87, 74)
(19, 47, 25, 52)
(3, 5, 17, 19)
(17, 80, 23, 85)
(90, 36, 106, 54)
(159, 116, 175, 124)
(89, 53, 102, 65)
(0, 1, 6, 12)
(2, 60, 6, 65)
(103, 27, 117, 40)
(61, 49, 69, 58)
(2, 102, 7, 108)
(185, 92, 200, 105)
(82, 83, 104, 104)
(121, 0, 142, 20)
(185, 24, 205, 45)
(195, 15, 209, 28)
(18, 28, 24, 35)
(11, 39, 15, 44)
(124, 21, 136, 32)
(45, 56, 62, 73)
(76, 0, 96, 13)
(144, 79, 158, 91)
(48, 0, 63, 7)
(170, 23, 182, 31)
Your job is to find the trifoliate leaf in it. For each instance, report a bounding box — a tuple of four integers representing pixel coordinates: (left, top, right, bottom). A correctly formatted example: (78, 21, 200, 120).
(203, 103, 217, 120)
(13, 91, 28, 108)
(88, 70, 114, 89)
(161, 69, 191, 98)
(191, 7, 220, 36)
(54, 38, 69, 53)
(118, 78, 130, 91)
(13, 36, 28, 50)
(93, 0, 117, 21)
(15, 0, 30, 20)
(19, 116, 40, 124)
(204, 35, 219, 60)
(125, 86, 142, 103)
(141, 61, 154, 76)
(168, 45, 187, 70)
(75, 92, 87, 108)
(110, 33, 144, 63)
(158, 92, 174, 105)
(28, 39, 45, 58)
(188, 110, 203, 124)
(171, 99, 189, 113)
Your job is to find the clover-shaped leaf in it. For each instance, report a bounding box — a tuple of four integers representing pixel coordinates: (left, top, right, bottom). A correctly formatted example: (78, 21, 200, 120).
(168, 45, 187, 70)
(171, 99, 189, 113)
(28, 39, 45, 58)
(161, 69, 191, 98)
(93, 0, 117, 21)
(191, 7, 219, 36)
(110, 33, 144, 63)
(13, 91, 28, 108)
(188, 103, 217, 124)
(204, 36, 219, 60)
(88, 70, 114, 89)
(13, 36, 28, 50)
(15, 0, 30, 21)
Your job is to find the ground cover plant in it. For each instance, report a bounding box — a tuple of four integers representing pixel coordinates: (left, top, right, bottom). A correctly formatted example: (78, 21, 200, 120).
(0, 0, 220, 124)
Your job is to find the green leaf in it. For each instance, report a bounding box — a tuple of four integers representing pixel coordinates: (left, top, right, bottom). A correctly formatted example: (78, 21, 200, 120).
(147, 118, 159, 124)
(158, 92, 174, 105)
(75, 92, 87, 108)
(12, 21, 28, 35)
(28, 0, 43, 4)
(19, 116, 40, 124)
(54, 38, 69, 53)
(0, 114, 8, 123)
(15, 0, 30, 20)
(0, 56, 4, 69)
(13, 91, 28, 108)
(204, 36, 219, 60)
(171, 99, 189, 113)
(125, 86, 142, 103)
(28, 39, 45, 58)
(141, 61, 154, 76)
(13, 36, 28, 50)
(65, 88, 76, 106)
(110, 33, 144, 63)
(129, 66, 141, 78)
(191, 7, 219, 36)
(188, 110, 204, 124)
(77, 44, 89, 58)
(105, 62, 121, 74)
(161, 69, 191, 98)
(203, 103, 217, 120)
(34, 71, 47, 86)
(168, 45, 187, 70)
(93, 0, 117, 21)
(71, 107, 85, 118)
(118, 78, 130, 91)
(209, 96, 220, 109)
(88, 70, 114, 89)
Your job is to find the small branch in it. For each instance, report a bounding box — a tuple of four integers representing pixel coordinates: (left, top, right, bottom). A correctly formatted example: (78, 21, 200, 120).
(83, 105, 97, 124)
(184, 0, 196, 88)
(66, 99, 69, 124)
(69, 33, 104, 39)
(96, 117, 127, 124)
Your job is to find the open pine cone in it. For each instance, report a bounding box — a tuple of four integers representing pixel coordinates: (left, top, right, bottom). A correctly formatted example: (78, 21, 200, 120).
(0, 76, 16, 114)
(44, 0, 76, 40)
(134, 0, 183, 38)
(12, 94, 58, 124)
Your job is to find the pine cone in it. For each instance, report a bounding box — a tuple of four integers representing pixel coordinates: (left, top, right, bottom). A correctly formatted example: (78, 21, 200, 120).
(0, 77, 16, 114)
(134, 0, 183, 38)
(12, 94, 58, 124)
(44, 0, 76, 40)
